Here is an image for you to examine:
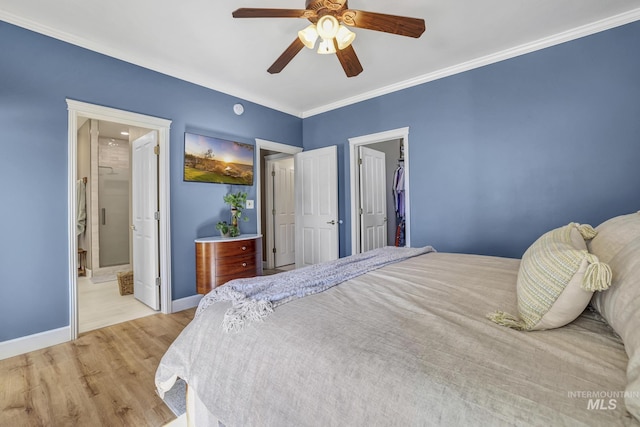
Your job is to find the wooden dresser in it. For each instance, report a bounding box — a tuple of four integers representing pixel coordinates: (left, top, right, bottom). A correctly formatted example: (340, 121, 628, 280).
(195, 234, 263, 294)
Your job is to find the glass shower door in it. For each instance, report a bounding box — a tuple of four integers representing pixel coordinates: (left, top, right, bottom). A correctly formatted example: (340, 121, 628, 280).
(98, 156, 130, 267)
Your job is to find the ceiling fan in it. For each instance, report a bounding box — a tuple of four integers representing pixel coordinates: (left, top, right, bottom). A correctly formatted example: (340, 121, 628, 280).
(232, 0, 426, 77)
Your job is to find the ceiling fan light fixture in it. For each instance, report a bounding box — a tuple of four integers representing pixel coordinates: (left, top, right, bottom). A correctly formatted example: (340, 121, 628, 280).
(232, 3, 425, 77)
(317, 38, 336, 55)
(316, 15, 339, 39)
(335, 25, 356, 50)
(298, 24, 319, 49)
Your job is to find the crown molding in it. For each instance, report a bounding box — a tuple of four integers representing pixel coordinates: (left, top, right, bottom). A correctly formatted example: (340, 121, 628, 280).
(2, 7, 639, 119)
(0, 10, 301, 117)
(301, 7, 640, 118)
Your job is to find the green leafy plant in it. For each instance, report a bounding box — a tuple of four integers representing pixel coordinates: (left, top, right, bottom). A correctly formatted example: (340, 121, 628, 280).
(229, 225, 241, 237)
(223, 191, 249, 227)
(217, 191, 249, 237)
(215, 220, 230, 236)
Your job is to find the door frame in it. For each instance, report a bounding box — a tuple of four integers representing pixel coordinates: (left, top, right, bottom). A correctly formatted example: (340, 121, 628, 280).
(67, 99, 172, 340)
(348, 127, 411, 255)
(255, 139, 302, 269)
(264, 153, 294, 270)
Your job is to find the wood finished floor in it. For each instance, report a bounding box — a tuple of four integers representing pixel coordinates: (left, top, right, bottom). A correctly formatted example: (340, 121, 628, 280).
(0, 308, 195, 427)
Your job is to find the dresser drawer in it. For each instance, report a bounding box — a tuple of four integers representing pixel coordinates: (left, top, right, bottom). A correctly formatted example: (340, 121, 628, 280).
(195, 235, 262, 294)
(216, 239, 256, 258)
(216, 253, 257, 276)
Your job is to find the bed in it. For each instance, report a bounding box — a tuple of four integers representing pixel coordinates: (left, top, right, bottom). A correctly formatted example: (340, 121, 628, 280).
(156, 213, 640, 426)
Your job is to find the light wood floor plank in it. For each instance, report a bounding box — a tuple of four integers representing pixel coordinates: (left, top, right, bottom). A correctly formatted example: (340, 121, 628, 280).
(0, 308, 195, 426)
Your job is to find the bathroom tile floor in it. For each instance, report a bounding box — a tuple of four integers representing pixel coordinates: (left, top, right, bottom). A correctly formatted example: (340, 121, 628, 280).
(78, 276, 157, 334)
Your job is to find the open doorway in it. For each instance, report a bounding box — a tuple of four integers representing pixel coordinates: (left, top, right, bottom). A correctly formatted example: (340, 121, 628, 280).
(78, 119, 142, 279)
(76, 118, 157, 332)
(349, 127, 411, 255)
(67, 99, 173, 340)
(264, 154, 295, 269)
(255, 139, 302, 271)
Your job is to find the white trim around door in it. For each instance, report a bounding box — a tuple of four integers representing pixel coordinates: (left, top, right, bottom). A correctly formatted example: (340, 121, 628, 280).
(67, 99, 172, 341)
(348, 127, 411, 255)
(255, 139, 303, 266)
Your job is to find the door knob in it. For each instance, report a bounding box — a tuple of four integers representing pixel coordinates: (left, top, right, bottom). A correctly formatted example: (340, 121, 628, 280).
(130, 225, 136, 231)
(327, 220, 336, 225)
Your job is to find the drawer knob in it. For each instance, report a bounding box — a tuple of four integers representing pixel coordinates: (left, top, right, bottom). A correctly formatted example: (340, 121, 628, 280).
(241, 246, 247, 251)
(242, 262, 247, 267)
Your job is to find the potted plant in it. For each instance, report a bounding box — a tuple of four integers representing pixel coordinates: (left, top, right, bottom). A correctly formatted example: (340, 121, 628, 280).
(222, 191, 249, 236)
(215, 220, 230, 237)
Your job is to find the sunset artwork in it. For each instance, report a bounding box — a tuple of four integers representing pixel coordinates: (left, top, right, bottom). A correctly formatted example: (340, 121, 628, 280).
(184, 133, 254, 185)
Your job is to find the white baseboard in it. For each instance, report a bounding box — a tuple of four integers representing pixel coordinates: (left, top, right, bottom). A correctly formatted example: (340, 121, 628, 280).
(0, 326, 70, 361)
(0, 295, 201, 361)
(171, 294, 202, 313)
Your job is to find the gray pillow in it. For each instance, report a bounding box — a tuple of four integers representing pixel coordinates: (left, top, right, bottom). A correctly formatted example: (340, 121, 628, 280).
(589, 212, 640, 421)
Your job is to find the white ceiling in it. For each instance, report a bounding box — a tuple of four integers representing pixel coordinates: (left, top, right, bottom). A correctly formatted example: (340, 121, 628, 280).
(2, 1, 639, 117)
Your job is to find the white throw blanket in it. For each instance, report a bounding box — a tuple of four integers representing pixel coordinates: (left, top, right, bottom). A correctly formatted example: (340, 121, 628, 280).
(196, 245, 435, 332)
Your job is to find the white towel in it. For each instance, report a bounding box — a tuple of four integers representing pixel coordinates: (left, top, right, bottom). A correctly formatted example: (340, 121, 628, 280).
(76, 180, 86, 235)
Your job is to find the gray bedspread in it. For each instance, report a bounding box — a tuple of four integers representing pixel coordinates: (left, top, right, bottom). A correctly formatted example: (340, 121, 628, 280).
(156, 252, 638, 426)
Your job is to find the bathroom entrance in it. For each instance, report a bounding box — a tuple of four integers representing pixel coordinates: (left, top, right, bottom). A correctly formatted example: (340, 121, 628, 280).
(77, 119, 149, 278)
(68, 99, 172, 339)
(75, 115, 161, 332)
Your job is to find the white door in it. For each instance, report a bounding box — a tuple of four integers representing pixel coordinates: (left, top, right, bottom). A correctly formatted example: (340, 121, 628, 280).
(132, 131, 160, 310)
(267, 156, 296, 267)
(359, 146, 387, 252)
(294, 146, 339, 268)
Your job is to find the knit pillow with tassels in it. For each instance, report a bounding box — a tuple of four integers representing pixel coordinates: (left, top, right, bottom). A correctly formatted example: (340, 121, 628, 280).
(488, 223, 612, 331)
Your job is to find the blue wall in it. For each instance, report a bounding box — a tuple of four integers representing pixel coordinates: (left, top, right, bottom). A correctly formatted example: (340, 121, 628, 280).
(0, 21, 302, 341)
(1, 18, 639, 344)
(304, 21, 640, 259)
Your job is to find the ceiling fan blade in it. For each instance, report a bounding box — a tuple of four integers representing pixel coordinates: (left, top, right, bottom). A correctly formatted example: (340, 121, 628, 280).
(267, 38, 305, 74)
(342, 10, 426, 38)
(232, 8, 315, 19)
(334, 41, 363, 78)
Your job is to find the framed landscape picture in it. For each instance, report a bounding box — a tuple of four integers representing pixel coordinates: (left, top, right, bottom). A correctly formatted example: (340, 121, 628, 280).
(184, 132, 254, 185)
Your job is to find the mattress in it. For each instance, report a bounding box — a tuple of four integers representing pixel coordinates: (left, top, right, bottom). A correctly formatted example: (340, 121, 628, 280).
(157, 252, 637, 426)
